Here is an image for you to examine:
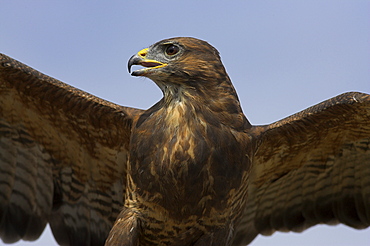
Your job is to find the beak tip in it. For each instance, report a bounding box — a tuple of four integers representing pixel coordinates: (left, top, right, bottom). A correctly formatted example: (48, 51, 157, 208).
(128, 54, 141, 74)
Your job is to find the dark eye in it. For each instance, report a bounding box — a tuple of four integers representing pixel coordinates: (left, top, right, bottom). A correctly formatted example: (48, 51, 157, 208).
(165, 45, 179, 56)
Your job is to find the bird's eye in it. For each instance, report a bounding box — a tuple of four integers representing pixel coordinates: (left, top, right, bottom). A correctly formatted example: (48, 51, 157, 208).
(165, 45, 179, 56)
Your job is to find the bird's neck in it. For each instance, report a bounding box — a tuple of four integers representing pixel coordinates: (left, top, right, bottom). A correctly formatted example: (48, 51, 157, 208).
(157, 78, 251, 131)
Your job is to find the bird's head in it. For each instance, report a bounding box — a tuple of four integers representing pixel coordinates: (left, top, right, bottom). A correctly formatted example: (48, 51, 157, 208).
(128, 37, 250, 130)
(128, 37, 229, 91)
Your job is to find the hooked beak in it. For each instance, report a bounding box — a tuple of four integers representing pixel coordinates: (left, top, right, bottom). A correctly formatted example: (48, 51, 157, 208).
(128, 48, 167, 76)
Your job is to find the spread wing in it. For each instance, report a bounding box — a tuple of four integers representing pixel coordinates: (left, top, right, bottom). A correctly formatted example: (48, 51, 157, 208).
(234, 92, 370, 245)
(0, 53, 143, 245)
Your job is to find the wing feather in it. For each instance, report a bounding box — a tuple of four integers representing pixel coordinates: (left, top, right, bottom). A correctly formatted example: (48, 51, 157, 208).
(0, 53, 143, 245)
(234, 92, 370, 245)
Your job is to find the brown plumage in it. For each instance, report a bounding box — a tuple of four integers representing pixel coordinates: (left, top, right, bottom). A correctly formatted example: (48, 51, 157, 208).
(0, 37, 369, 245)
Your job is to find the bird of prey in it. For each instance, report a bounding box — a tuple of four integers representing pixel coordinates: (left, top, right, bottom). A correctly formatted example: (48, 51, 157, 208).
(0, 37, 369, 246)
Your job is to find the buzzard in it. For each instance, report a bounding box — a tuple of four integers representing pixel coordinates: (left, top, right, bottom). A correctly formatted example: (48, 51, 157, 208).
(0, 37, 369, 245)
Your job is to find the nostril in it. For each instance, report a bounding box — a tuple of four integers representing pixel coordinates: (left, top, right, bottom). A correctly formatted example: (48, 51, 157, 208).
(138, 48, 148, 58)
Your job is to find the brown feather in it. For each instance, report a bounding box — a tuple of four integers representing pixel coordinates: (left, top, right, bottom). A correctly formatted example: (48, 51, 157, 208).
(234, 92, 370, 245)
(0, 53, 143, 245)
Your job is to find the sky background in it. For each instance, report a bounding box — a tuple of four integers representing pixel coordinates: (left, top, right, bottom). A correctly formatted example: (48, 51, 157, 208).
(1, 1, 369, 245)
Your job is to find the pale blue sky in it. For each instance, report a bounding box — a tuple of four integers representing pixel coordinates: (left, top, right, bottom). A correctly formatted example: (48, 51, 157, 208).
(1, 1, 369, 245)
